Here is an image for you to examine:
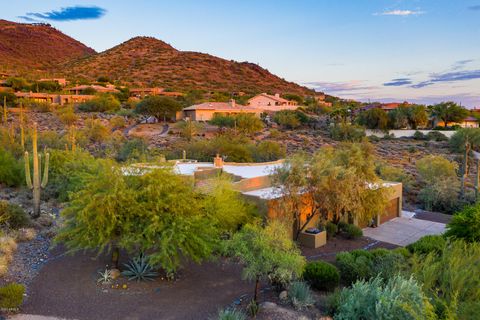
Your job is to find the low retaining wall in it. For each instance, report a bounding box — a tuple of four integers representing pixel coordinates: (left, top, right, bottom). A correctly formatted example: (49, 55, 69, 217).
(366, 129, 456, 139)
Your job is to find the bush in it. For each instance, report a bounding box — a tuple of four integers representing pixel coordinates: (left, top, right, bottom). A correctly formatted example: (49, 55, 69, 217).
(109, 116, 126, 129)
(377, 164, 413, 192)
(215, 308, 247, 320)
(445, 203, 480, 242)
(83, 119, 110, 143)
(0, 283, 25, 310)
(253, 141, 286, 162)
(330, 124, 366, 142)
(55, 106, 78, 126)
(273, 110, 308, 129)
(78, 94, 121, 112)
(413, 131, 427, 140)
(288, 281, 315, 310)
(426, 131, 448, 142)
(335, 275, 434, 319)
(115, 138, 148, 162)
(0, 148, 23, 187)
(342, 224, 363, 239)
(406, 235, 446, 255)
(303, 261, 340, 291)
(122, 253, 158, 281)
(325, 221, 338, 239)
(0, 201, 30, 229)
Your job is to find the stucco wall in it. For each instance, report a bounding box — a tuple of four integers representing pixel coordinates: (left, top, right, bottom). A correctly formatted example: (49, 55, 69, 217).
(366, 129, 456, 138)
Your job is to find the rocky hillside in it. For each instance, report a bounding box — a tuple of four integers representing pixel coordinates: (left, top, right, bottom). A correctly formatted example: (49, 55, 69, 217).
(62, 36, 313, 95)
(0, 20, 95, 72)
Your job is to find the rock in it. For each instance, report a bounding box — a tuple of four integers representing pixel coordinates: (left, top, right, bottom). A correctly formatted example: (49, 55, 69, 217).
(279, 290, 288, 300)
(36, 213, 54, 227)
(110, 268, 121, 279)
(260, 302, 277, 309)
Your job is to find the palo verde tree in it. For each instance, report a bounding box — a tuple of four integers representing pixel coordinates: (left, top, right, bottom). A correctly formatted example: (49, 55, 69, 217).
(272, 142, 389, 240)
(357, 108, 389, 130)
(430, 101, 469, 127)
(135, 96, 182, 122)
(224, 220, 306, 303)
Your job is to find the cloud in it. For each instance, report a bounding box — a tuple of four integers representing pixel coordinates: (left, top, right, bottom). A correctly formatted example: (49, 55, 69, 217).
(468, 5, 480, 11)
(411, 69, 480, 88)
(304, 80, 378, 94)
(374, 10, 425, 16)
(452, 59, 474, 70)
(17, 15, 39, 22)
(384, 78, 413, 87)
(23, 6, 106, 22)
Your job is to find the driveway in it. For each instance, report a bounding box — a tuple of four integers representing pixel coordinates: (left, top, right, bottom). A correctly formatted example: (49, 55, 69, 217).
(363, 216, 446, 246)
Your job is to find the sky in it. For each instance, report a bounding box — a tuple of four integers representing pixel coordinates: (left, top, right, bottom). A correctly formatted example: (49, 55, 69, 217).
(3, 1, 480, 107)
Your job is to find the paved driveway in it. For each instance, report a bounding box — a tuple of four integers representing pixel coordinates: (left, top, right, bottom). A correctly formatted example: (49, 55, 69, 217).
(363, 216, 446, 246)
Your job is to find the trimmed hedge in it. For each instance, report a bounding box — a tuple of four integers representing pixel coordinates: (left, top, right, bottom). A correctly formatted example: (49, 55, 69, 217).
(303, 261, 340, 291)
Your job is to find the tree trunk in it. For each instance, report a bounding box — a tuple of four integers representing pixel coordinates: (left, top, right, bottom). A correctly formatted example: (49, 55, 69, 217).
(253, 276, 260, 303)
(111, 246, 120, 269)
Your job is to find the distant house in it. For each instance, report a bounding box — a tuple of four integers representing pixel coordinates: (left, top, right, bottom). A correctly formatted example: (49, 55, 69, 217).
(67, 84, 119, 95)
(247, 93, 298, 112)
(129, 87, 183, 99)
(39, 78, 67, 87)
(182, 100, 260, 121)
(360, 102, 406, 113)
(15, 92, 95, 106)
(434, 116, 479, 128)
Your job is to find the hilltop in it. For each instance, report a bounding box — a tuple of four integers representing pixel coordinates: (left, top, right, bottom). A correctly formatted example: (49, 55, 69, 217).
(61, 36, 313, 95)
(0, 20, 95, 72)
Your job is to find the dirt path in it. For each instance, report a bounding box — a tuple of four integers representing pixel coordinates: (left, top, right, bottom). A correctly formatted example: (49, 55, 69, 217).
(19, 248, 252, 320)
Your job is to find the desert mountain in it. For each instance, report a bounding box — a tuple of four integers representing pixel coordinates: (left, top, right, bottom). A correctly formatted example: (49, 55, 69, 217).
(0, 20, 95, 72)
(62, 36, 313, 95)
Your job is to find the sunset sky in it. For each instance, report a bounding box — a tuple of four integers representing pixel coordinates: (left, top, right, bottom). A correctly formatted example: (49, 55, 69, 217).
(4, 1, 480, 107)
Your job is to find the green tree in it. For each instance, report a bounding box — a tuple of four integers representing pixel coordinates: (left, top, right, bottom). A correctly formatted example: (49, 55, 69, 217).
(387, 107, 409, 129)
(406, 104, 428, 129)
(430, 102, 469, 127)
(445, 203, 480, 242)
(273, 142, 389, 239)
(416, 155, 460, 212)
(357, 108, 388, 130)
(224, 220, 306, 303)
(135, 96, 182, 122)
(176, 119, 202, 141)
(78, 94, 121, 112)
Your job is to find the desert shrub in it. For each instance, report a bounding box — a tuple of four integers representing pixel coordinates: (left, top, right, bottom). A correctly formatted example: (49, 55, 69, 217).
(215, 308, 247, 320)
(370, 248, 407, 279)
(115, 138, 149, 162)
(109, 116, 126, 129)
(210, 113, 263, 135)
(416, 155, 460, 213)
(253, 141, 286, 162)
(334, 275, 434, 320)
(0, 148, 23, 187)
(21, 99, 52, 112)
(303, 261, 340, 291)
(325, 221, 338, 239)
(78, 94, 121, 112)
(15, 228, 36, 242)
(377, 164, 413, 192)
(411, 240, 480, 318)
(336, 250, 373, 285)
(55, 106, 78, 126)
(357, 108, 388, 130)
(116, 108, 136, 117)
(0, 201, 29, 229)
(406, 235, 445, 255)
(83, 119, 110, 143)
(0, 236, 17, 276)
(288, 281, 314, 310)
(342, 223, 363, 239)
(37, 130, 67, 150)
(0, 283, 25, 310)
(445, 203, 480, 242)
(413, 130, 427, 140)
(273, 110, 308, 129)
(427, 131, 448, 142)
(330, 124, 366, 142)
(449, 127, 480, 152)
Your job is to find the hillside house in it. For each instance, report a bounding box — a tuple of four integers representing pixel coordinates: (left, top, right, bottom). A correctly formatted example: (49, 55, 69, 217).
(360, 102, 405, 113)
(15, 92, 95, 105)
(67, 84, 119, 95)
(130, 156, 403, 240)
(247, 93, 298, 112)
(130, 87, 183, 99)
(182, 100, 260, 121)
(434, 116, 479, 128)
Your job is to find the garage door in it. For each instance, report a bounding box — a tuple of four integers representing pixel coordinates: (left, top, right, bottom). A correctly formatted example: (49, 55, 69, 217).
(381, 198, 400, 224)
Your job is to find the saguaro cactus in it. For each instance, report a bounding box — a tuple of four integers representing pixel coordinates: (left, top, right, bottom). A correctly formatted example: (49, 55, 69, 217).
(24, 123, 49, 218)
(19, 103, 25, 149)
(3, 96, 7, 125)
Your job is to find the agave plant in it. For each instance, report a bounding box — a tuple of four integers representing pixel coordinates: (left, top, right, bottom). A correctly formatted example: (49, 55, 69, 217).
(97, 269, 113, 284)
(122, 253, 158, 281)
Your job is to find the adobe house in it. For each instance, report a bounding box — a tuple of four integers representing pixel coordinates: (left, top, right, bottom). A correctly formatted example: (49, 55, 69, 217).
(182, 100, 260, 121)
(15, 92, 95, 106)
(133, 156, 403, 240)
(67, 84, 119, 95)
(247, 93, 298, 112)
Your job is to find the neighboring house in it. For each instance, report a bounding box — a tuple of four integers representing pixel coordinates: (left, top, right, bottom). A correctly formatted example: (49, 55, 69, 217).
(247, 93, 298, 112)
(67, 84, 119, 95)
(15, 92, 95, 105)
(360, 102, 404, 113)
(182, 100, 260, 121)
(434, 116, 479, 128)
(39, 78, 67, 87)
(129, 87, 183, 98)
(130, 156, 403, 240)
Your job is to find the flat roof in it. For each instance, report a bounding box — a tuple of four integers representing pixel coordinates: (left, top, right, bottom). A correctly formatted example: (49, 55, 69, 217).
(173, 161, 283, 179)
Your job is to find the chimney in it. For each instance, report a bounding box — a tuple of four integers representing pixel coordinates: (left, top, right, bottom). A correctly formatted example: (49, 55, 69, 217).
(274, 93, 280, 98)
(214, 154, 224, 168)
(231, 99, 236, 108)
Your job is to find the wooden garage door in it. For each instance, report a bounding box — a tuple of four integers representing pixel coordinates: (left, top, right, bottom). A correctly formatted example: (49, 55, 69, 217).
(381, 198, 399, 224)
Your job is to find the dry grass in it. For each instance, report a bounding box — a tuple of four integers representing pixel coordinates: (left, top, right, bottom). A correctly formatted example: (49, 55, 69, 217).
(15, 228, 37, 242)
(0, 235, 17, 276)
